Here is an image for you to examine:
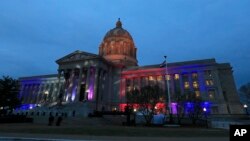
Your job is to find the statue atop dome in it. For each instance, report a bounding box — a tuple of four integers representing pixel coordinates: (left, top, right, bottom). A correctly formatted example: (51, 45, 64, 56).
(116, 18, 122, 28)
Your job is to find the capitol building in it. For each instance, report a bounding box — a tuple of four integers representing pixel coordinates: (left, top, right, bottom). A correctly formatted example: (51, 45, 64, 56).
(18, 19, 244, 116)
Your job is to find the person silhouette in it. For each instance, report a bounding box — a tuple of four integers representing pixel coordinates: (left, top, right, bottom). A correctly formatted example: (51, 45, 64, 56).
(48, 113, 54, 126)
(56, 116, 63, 126)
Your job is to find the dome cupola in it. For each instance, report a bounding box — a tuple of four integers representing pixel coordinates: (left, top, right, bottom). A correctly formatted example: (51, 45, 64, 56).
(99, 19, 138, 67)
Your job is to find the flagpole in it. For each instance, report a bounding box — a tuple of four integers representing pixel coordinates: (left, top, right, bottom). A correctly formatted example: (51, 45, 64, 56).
(164, 56, 172, 115)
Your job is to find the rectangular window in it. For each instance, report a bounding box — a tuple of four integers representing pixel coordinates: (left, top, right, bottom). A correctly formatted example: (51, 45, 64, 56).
(157, 75, 162, 81)
(127, 86, 132, 92)
(205, 79, 214, 86)
(211, 106, 219, 114)
(149, 76, 154, 81)
(165, 75, 170, 80)
(208, 90, 215, 100)
(209, 79, 214, 85)
(184, 81, 189, 89)
(134, 78, 139, 89)
(149, 76, 155, 86)
(174, 74, 179, 80)
(195, 90, 200, 97)
(192, 72, 198, 79)
(193, 81, 199, 89)
(205, 80, 209, 86)
(204, 70, 212, 77)
(182, 74, 188, 81)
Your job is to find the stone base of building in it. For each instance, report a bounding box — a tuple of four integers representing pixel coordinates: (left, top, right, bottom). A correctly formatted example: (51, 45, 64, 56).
(14, 101, 96, 118)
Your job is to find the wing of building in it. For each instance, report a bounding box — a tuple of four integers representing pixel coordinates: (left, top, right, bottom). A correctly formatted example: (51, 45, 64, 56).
(17, 19, 244, 116)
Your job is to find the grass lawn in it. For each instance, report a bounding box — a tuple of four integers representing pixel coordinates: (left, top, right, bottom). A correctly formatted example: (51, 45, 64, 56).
(0, 123, 228, 137)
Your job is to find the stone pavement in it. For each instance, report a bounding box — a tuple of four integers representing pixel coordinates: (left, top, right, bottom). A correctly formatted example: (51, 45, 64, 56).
(0, 133, 228, 141)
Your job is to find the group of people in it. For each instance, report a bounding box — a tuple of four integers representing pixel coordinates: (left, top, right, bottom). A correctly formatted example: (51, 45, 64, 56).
(48, 114, 63, 126)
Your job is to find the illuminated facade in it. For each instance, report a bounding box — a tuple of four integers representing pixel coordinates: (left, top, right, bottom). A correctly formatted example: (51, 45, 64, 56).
(18, 19, 244, 115)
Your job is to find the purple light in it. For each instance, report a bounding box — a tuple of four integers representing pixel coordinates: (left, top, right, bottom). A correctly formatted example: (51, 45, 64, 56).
(71, 76, 78, 101)
(88, 67, 95, 100)
(171, 102, 177, 114)
(71, 85, 77, 101)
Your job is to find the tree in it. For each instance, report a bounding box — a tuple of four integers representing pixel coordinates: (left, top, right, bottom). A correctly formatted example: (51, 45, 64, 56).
(126, 85, 164, 125)
(239, 82, 250, 112)
(239, 82, 250, 95)
(0, 76, 21, 113)
(239, 82, 250, 101)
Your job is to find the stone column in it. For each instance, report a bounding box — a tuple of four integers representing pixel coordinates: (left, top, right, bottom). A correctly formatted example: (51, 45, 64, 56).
(27, 84, 33, 104)
(94, 67, 99, 101)
(19, 84, 24, 100)
(101, 71, 107, 102)
(23, 84, 29, 103)
(47, 82, 53, 103)
(94, 68, 101, 110)
(37, 84, 44, 104)
(197, 71, 206, 98)
(76, 68, 83, 102)
(57, 69, 63, 104)
(170, 75, 175, 99)
(51, 81, 57, 102)
(188, 73, 194, 93)
(65, 69, 74, 102)
(32, 84, 38, 103)
(85, 66, 90, 100)
(179, 74, 184, 95)
(35, 84, 41, 104)
(119, 77, 126, 103)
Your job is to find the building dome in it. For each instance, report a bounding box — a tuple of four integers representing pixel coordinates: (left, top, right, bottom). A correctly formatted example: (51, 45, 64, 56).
(99, 19, 138, 67)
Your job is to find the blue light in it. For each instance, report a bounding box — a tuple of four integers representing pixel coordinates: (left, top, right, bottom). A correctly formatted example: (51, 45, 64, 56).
(184, 101, 211, 114)
(201, 101, 211, 113)
(16, 104, 37, 110)
(185, 102, 194, 113)
(19, 78, 43, 101)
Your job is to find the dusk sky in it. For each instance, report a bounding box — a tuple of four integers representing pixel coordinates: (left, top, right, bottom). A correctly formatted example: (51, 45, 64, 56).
(0, 0, 250, 88)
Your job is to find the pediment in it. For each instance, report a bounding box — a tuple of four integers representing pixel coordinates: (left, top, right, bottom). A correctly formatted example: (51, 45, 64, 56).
(56, 50, 99, 64)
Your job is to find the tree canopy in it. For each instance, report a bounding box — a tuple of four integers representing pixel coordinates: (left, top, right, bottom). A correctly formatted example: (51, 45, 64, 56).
(239, 82, 250, 96)
(0, 76, 21, 110)
(126, 85, 165, 125)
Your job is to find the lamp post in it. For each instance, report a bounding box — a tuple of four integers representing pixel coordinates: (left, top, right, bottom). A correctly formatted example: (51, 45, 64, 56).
(243, 104, 248, 115)
(164, 56, 173, 124)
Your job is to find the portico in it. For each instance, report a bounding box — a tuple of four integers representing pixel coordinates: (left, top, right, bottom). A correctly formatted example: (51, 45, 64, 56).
(55, 51, 111, 110)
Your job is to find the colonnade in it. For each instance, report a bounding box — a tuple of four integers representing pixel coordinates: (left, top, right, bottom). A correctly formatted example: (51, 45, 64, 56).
(57, 66, 108, 104)
(19, 77, 61, 104)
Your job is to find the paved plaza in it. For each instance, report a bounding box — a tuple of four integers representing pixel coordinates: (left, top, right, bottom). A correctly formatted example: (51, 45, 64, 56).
(0, 133, 228, 141)
(0, 123, 229, 141)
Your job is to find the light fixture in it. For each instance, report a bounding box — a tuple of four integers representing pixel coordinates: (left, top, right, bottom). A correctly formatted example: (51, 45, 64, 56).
(243, 104, 248, 108)
(203, 107, 207, 112)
